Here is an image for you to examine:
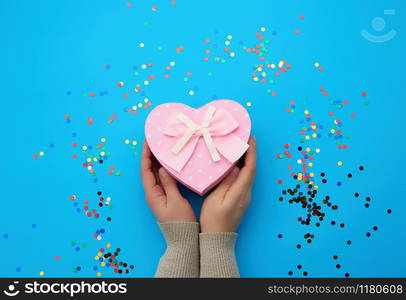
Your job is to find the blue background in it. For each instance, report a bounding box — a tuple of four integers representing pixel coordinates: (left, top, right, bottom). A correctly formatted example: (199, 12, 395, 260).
(0, 0, 404, 277)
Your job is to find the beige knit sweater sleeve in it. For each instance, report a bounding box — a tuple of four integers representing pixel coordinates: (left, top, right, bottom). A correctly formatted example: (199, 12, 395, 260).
(155, 222, 240, 278)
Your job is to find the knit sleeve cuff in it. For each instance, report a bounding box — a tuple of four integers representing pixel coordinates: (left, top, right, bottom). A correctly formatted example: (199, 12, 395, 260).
(155, 222, 200, 278)
(199, 232, 240, 278)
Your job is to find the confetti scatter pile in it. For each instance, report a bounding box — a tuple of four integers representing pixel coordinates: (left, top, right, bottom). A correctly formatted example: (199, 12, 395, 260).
(94, 243, 135, 276)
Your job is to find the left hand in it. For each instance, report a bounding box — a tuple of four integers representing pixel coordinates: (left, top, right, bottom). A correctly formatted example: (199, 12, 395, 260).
(141, 140, 196, 223)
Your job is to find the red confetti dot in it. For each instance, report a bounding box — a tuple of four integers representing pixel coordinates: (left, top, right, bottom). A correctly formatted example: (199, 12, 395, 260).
(127, 3, 132, 7)
(320, 87, 325, 92)
(33, 154, 38, 159)
(171, 1, 176, 5)
(64, 115, 70, 119)
(152, 5, 157, 11)
(295, 29, 300, 34)
(72, 154, 77, 159)
(362, 92, 367, 96)
(54, 256, 60, 260)
(90, 93, 95, 97)
(351, 113, 356, 118)
(278, 180, 283, 184)
(299, 15, 304, 19)
(318, 67, 324, 71)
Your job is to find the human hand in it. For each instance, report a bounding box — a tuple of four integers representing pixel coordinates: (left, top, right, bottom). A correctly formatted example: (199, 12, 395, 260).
(141, 140, 196, 222)
(200, 136, 257, 233)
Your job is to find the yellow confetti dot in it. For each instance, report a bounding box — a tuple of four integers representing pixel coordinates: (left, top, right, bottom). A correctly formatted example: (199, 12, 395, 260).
(39, 271, 44, 276)
(246, 102, 252, 107)
(230, 52, 235, 57)
(312, 133, 317, 138)
(100, 151, 105, 156)
(93, 157, 97, 162)
(338, 161, 343, 166)
(39, 152, 44, 156)
(97, 272, 102, 277)
(86, 158, 91, 162)
(138, 103, 143, 108)
(310, 172, 314, 177)
(253, 77, 259, 82)
(139, 42, 144, 48)
(314, 185, 319, 190)
(101, 137, 106, 142)
(125, 139, 130, 144)
(144, 80, 149, 85)
(306, 147, 311, 152)
(106, 243, 111, 248)
(314, 62, 320, 67)
(94, 256, 99, 260)
(101, 262, 106, 267)
(82, 146, 87, 151)
(305, 136, 310, 140)
(97, 252, 102, 257)
(144, 98, 149, 103)
(132, 141, 137, 146)
(330, 129, 336, 134)
(257, 67, 262, 72)
(308, 162, 313, 167)
(260, 27, 266, 32)
(304, 110, 309, 114)
(227, 35, 233, 40)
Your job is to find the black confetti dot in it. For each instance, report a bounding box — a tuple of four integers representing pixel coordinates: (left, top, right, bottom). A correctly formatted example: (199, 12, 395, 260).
(336, 264, 341, 269)
(333, 255, 338, 260)
(387, 209, 392, 214)
(347, 240, 352, 245)
(359, 166, 364, 171)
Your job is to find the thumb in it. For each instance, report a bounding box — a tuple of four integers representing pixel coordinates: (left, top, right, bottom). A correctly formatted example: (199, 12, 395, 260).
(210, 167, 240, 199)
(158, 167, 182, 198)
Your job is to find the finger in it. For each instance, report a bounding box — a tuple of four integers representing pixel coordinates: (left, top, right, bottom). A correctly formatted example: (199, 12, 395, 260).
(158, 167, 182, 199)
(209, 167, 240, 199)
(141, 140, 156, 188)
(141, 141, 165, 203)
(230, 136, 257, 191)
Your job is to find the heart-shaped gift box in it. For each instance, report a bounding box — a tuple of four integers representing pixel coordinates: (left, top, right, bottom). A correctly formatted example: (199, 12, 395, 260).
(145, 100, 251, 195)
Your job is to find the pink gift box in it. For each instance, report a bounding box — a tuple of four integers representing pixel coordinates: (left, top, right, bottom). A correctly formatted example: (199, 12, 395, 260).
(145, 100, 251, 195)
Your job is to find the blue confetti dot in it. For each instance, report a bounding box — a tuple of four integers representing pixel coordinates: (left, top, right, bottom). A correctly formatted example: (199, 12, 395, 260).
(32, 224, 37, 229)
(3, 233, 8, 239)
(72, 132, 77, 137)
(75, 247, 80, 251)
(16, 267, 21, 272)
